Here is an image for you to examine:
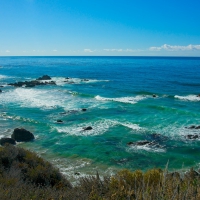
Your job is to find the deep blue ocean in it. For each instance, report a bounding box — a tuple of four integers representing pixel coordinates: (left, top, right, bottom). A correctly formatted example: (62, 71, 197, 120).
(0, 56, 200, 182)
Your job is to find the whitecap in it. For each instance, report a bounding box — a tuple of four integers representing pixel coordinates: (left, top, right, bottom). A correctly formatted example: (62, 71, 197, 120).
(127, 143, 166, 153)
(54, 119, 142, 136)
(95, 95, 147, 104)
(174, 95, 200, 102)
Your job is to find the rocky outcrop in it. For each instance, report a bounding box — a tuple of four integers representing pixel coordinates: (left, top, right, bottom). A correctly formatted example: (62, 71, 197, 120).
(8, 76, 56, 88)
(37, 75, 51, 80)
(0, 138, 16, 146)
(11, 128, 35, 142)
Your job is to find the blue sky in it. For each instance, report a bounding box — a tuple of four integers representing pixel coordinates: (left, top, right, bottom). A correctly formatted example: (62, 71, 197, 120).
(0, 0, 200, 56)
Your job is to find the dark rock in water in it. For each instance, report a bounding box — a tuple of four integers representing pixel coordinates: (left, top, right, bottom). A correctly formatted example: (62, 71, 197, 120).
(37, 75, 51, 80)
(82, 108, 87, 111)
(186, 125, 200, 129)
(56, 119, 63, 123)
(65, 77, 71, 79)
(185, 134, 199, 140)
(74, 172, 80, 176)
(152, 94, 157, 98)
(188, 125, 196, 129)
(0, 85, 4, 87)
(25, 84, 35, 87)
(8, 79, 56, 88)
(127, 140, 151, 146)
(0, 138, 16, 146)
(11, 128, 35, 142)
(60, 112, 67, 115)
(197, 94, 200, 97)
(150, 133, 168, 142)
(83, 126, 93, 131)
(0, 89, 2, 93)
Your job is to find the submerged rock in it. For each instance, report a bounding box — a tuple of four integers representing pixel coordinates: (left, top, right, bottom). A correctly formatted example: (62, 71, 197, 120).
(185, 134, 199, 140)
(56, 119, 63, 123)
(0, 138, 16, 146)
(82, 108, 87, 111)
(83, 126, 93, 131)
(152, 94, 157, 98)
(11, 128, 35, 142)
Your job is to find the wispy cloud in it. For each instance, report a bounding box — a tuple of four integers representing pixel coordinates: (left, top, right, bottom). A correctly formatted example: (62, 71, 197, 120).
(103, 49, 137, 52)
(84, 49, 94, 53)
(149, 44, 200, 51)
(53, 49, 58, 52)
(5, 50, 10, 53)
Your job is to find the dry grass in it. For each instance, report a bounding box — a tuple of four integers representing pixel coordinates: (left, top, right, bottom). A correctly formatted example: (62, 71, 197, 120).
(0, 144, 200, 199)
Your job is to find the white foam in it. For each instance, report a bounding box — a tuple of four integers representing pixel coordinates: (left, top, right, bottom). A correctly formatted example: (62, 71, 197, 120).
(54, 119, 142, 136)
(51, 77, 109, 86)
(175, 95, 200, 102)
(0, 75, 9, 79)
(95, 95, 147, 104)
(54, 119, 114, 136)
(127, 144, 166, 153)
(0, 88, 68, 109)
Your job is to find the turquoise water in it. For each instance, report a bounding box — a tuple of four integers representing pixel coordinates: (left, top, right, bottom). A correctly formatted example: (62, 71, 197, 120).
(0, 56, 200, 181)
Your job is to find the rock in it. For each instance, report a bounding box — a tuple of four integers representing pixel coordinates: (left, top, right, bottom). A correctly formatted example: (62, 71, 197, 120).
(187, 125, 196, 129)
(37, 75, 51, 80)
(186, 125, 200, 129)
(11, 128, 35, 142)
(185, 134, 199, 140)
(60, 112, 67, 115)
(83, 126, 93, 131)
(8, 79, 56, 88)
(82, 108, 87, 111)
(65, 77, 71, 79)
(152, 94, 157, 98)
(0, 138, 16, 146)
(0, 85, 4, 87)
(74, 172, 80, 176)
(25, 84, 35, 87)
(127, 140, 151, 146)
(197, 94, 200, 97)
(56, 119, 63, 123)
(150, 133, 168, 142)
(0, 89, 2, 93)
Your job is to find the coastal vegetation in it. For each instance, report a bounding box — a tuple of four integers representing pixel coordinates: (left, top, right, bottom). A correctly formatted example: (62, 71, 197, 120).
(0, 144, 200, 200)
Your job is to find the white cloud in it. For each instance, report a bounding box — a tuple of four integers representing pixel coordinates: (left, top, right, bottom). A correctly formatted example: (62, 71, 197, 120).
(103, 49, 137, 52)
(5, 50, 10, 53)
(149, 44, 200, 51)
(84, 49, 94, 53)
(53, 49, 58, 52)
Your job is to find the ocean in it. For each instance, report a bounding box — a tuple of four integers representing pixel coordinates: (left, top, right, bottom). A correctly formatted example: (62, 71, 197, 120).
(0, 56, 200, 182)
